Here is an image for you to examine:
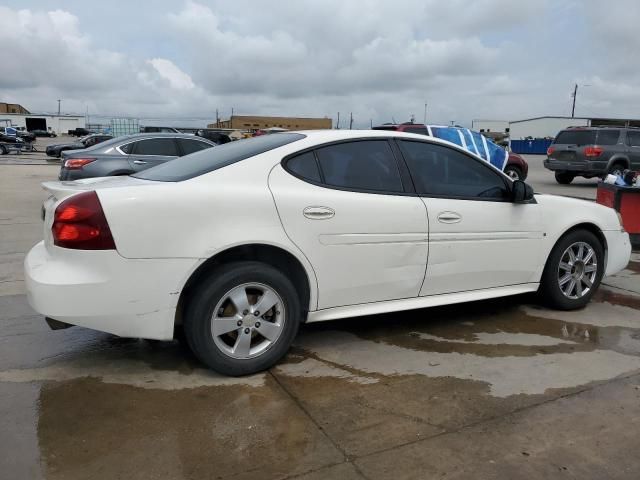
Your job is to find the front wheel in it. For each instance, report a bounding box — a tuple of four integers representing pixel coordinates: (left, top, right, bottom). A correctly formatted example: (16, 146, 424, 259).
(504, 165, 523, 181)
(538, 229, 604, 310)
(184, 261, 301, 376)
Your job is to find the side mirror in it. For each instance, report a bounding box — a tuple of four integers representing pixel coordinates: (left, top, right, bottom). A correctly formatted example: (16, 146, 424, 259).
(511, 180, 534, 203)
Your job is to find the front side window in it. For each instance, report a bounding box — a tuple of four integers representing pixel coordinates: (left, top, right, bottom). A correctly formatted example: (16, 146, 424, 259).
(399, 140, 509, 200)
(132, 138, 178, 156)
(315, 140, 404, 192)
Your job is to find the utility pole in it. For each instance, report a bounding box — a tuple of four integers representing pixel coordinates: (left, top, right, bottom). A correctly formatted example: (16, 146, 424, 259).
(216, 109, 219, 127)
(571, 83, 578, 118)
(423, 103, 427, 124)
(349, 112, 353, 130)
(370, 118, 373, 129)
(336, 112, 340, 129)
(57, 99, 61, 115)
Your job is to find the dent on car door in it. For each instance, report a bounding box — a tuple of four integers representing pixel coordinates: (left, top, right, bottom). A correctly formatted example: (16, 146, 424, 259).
(127, 138, 179, 172)
(268, 140, 429, 310)
(397, 140, 543, 296)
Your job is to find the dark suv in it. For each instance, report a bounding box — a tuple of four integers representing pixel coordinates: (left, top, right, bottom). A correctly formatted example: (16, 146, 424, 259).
(544, 127, 640, 184)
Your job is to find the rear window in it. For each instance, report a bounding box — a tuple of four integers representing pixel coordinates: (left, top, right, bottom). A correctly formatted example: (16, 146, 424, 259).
(554, 130, 597, 145)
(133, 133, 305, 182)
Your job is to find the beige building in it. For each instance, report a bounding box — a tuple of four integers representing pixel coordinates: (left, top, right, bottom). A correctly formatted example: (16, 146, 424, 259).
(0, 102, 30, 114)
(210, 115, 332, 131)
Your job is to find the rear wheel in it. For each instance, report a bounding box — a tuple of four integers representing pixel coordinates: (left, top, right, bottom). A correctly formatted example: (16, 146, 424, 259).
(608, 162, 625, 178)
(0, 145, 6, 155)
(184, 261, 301, 376)
(539, 229, 604, 310)
(555, 172, 574, 184)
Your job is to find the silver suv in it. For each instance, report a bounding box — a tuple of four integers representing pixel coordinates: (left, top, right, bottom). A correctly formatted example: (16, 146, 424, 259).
(544, 127, 640, 184)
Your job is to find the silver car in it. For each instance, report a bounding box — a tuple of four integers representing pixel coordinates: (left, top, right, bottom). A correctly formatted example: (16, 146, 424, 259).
(59, 133, 217, 180)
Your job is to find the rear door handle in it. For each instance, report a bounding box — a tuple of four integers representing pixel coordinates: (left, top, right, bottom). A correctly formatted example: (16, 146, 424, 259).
(133, 160, 147, 165)
(303, 206, 335, 220)
(437, 211, 462, 224)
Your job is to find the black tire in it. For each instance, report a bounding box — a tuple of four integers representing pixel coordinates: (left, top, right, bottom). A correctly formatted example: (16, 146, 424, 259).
(504, 165, 523, 181)
(0, 145, 6, 155)
(555, 172, 574, 184)
(608, 162, 625, 177)
(538, 229, 604, 310)
(184, 261, 301, 376)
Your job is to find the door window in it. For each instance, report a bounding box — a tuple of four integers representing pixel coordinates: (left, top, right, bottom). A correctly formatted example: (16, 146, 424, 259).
(131, 138, 178, 156)
(177, 138, 212, 156)
(399, 140, 509, 200)
(315, 141, 404, 192)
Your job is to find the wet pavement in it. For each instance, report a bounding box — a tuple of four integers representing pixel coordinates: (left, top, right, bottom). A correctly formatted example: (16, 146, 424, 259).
(2, 164, 640, 479)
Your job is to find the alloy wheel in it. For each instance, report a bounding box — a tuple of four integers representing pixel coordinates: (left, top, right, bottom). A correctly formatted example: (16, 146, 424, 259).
(210, 283, 285, 359)
(557, 242, 598, 299)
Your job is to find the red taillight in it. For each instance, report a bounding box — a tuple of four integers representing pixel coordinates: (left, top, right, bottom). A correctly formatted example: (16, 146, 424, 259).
(64, 158, 95, 169)
(584, 146, 603, 157)
(547, 146, 555, 156)
(52, 191, 116, 250)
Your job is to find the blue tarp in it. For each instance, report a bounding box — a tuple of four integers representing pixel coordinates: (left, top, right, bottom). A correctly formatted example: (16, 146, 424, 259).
(511, 139, 553, 155)
(429, 126, 508, 171)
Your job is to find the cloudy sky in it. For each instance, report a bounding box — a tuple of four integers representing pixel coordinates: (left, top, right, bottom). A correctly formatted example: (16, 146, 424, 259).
(1, 0, 638, 128)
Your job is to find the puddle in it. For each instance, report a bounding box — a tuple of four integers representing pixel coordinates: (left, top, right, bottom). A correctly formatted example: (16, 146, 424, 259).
(294, 330, 640, 397)
(522, 302, 640, 329)
(276, 357, 378, 384)
(415, 331, 577, 346)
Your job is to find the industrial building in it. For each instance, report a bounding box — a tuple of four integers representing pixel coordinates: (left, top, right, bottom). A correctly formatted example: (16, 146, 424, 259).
(0, 112, 86, 134)
(508, 116, 640, 140)
(210, 115, 332, 131)
(0, 102, 30, 114)
(471, 119, 510, 134)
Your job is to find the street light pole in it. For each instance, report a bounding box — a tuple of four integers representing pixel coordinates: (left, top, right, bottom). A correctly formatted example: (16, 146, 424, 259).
(571, 84, 578, 118)
(423, 103, 427, 124)
(57, 99, 61, 115)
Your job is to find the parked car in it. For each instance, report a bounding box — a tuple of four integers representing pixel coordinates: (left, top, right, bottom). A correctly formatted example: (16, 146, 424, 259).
(30, 129, 57, 137)
(58, 133, 217, 180)
(196, 129, 232, 144)
(141, 126, 181, 133)
(544, 127, 640, 184)
(0, 133, 24, 154)
(25, 130, 630, 375)
(46, 134, 113, 158)
(372, 123, 528, 180)
(68, 127, 92, 137)
(17, 130, 36, 142)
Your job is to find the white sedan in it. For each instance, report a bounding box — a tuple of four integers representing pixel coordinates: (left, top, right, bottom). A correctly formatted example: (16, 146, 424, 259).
(25, 130, 631, 375)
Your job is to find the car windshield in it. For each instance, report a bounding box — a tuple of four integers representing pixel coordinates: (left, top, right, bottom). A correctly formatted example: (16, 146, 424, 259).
(554, 130, 597, 146)
(133, 133, 306, 182)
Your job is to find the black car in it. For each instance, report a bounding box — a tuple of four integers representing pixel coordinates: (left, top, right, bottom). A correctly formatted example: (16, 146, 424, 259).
(17, 131, 36, 142)
(196, 129, 232, 144)
(59, 133, 216, 180)
(544, 126, 640, 184)
(46, 134, 113, 158)
(30, 129, 57, 137)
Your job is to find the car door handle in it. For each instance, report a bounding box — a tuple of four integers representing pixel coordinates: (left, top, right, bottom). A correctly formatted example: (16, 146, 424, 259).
(133, 160, 147, 165)
(303, 206, 335, 220)
(437, 211, 462, 224)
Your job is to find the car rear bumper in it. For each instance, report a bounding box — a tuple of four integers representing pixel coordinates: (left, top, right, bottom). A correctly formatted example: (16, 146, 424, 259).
(603, 229, 632, 277)
(543, 158, 607, 174)
(24, 241, 197, 340)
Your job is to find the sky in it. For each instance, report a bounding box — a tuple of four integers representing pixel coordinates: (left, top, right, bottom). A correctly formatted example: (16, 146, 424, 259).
(1, 0, 639, 128)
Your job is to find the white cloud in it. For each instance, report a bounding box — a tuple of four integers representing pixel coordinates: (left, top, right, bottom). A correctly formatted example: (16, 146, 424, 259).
(148, 58, 195, 90)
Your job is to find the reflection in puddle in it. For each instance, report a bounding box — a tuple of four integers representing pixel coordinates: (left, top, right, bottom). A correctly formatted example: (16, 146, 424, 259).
(416, 331, 578, 346)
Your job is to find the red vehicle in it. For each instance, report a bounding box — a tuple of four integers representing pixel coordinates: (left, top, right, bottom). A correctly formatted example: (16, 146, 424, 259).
(373, 123, 528, 181)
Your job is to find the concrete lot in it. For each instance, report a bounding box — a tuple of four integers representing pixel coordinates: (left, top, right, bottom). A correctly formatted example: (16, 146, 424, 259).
(2, 149, 640, 479)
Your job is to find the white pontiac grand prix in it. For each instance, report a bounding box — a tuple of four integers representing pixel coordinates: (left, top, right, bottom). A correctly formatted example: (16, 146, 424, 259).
(25, 130, 631, 375)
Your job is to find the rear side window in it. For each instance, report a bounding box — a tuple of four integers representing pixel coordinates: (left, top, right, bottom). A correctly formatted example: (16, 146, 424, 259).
(554, 130, 596, 145)
(627, 131, 640, 147)
(134, 133, 305, 182)
(596, 130, 620, 145)
(287, 151, 321, 182)
(315, 140, 403, 192)
(178, 138, 212, 156)
(132, 138, 178, 156)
